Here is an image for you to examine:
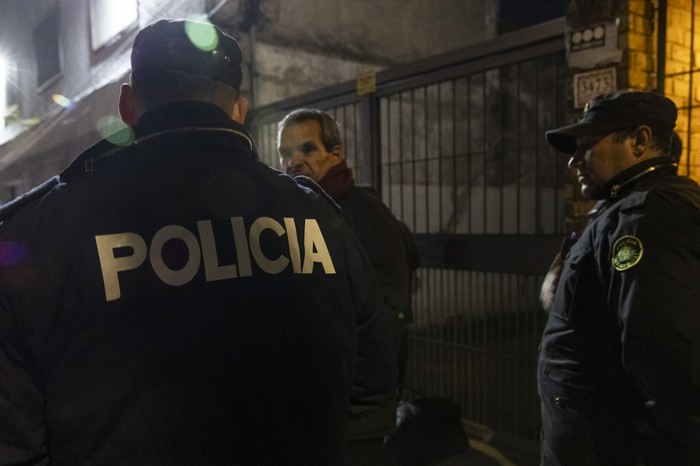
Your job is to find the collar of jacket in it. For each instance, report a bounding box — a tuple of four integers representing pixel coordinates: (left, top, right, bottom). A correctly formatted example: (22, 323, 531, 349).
(133, 101, 243, 138)
(318, 159, 355, 200)
(594, 156, 678, 200)
(60, 101, 255, 179)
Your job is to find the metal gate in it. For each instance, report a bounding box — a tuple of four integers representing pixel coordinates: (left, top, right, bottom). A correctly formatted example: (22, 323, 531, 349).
(249, 18, 568, 451)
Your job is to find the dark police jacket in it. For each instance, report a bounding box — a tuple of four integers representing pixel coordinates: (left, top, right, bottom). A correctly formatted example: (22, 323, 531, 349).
(0, 102, 395, 465)
(538, 157, 700, 465)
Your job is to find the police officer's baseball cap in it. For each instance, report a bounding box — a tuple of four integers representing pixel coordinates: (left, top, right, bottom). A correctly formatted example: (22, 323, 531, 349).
(131, 18, 243, 89)
(545, 91, 677, 154)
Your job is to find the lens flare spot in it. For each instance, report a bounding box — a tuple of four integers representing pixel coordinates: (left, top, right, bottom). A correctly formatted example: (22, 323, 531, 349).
(0, 241, 27, 266)
(185, 16, 219, 52)
(98, 116, 135, 146)
(52, 94, 75, 110)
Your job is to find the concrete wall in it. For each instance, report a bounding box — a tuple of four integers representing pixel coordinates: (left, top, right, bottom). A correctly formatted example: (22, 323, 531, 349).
(249, 0, 494, 65)
(211, 0, 496, 105)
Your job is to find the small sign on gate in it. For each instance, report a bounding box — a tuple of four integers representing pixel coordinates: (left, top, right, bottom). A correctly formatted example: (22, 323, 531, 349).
(573, 67, 617, 109)
(356, 71, 377, 96)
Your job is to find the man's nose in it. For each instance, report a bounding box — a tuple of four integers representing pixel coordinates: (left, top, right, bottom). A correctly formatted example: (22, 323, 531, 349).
(289, 152, 304, 166)
(568, 150, 584, 169)
(283, 153, 303, 172)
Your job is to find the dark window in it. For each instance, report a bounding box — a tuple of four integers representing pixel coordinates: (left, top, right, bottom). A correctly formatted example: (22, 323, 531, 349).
(33, 6, 62, 90)
(499, 0, 566, 34)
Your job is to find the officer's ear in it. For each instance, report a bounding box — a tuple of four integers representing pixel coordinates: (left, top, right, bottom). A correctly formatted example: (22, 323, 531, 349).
(118, 84, 139, 126)
(632, 125, 653, 158)
(231, 96, 249, 124)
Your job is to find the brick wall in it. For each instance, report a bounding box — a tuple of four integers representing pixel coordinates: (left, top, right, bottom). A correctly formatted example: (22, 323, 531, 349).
(663, 0, 700, 179)
(623, 0, 656, 89)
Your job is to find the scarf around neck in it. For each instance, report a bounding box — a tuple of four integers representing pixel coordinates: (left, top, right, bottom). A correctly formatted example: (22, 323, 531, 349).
(318, 159, 355, 200)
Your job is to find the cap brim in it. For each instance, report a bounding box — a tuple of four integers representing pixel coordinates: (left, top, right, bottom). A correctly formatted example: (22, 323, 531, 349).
(545, 122, 610, 154)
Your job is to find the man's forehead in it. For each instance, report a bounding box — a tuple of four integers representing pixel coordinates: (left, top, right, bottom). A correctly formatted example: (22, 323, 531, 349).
(281, 120, 322, 141)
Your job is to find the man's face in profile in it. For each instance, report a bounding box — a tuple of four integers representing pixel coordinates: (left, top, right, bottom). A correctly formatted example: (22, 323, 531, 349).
(278, 120, 342, 182)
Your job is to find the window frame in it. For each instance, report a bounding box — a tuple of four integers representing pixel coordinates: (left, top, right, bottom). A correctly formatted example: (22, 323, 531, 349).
(33, 5, 63, 92)
(88, 0, 139, 52)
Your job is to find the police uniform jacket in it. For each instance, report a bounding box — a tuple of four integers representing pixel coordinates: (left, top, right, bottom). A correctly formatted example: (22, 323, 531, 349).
(0, 101, 395, 465)
(538, 156, 700, 465)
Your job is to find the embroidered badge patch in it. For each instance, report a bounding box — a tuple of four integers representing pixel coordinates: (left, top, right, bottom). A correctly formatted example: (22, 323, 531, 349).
(612, 235, 643, 271)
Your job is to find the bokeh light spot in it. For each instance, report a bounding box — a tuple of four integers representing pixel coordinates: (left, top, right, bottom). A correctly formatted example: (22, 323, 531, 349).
(98, 115, 135, 146)
(0, 241, 27, 266)
(185, 17, 219, 52)
(52, 94, 75, 110)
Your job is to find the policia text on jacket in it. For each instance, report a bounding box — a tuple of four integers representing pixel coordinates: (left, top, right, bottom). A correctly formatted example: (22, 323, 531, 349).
(95, 216, 336, 302)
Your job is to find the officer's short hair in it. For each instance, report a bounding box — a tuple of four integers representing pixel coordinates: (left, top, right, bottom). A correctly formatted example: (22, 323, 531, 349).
(131, 69, 239, 113)
(670, 131, 682, 162)
(277, 109, 342, 152)
(611, 127, 670, 153)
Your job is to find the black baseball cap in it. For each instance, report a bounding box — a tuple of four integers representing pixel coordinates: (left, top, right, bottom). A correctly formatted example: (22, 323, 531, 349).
(545, 91, 678, 154)
(131, 18, 242, 89)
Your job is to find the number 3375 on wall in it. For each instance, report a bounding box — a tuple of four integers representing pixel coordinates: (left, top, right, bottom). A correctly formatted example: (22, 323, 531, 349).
(573, 67, 617, 109)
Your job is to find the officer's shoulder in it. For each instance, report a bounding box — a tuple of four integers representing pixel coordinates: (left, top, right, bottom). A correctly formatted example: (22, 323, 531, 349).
(647, 176, 700, 212)
(294, 175, 342, 215)
(617, 176, 700, 215)
(0, 176, 61, 223)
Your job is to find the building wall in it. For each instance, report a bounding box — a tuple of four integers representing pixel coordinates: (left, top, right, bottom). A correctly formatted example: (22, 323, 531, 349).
(247, 0, 494, 65)
(0, 0, 209, 197)
(663, 0, 700, 180)
(212, 0, 496, 105)
(1, 0, 495, 197)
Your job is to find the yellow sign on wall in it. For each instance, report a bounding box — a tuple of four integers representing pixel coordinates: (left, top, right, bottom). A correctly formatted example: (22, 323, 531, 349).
(356, 71, 377, 96)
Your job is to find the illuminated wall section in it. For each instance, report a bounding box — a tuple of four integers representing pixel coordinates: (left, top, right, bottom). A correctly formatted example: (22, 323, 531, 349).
(663, 0, 700, 180)
(0, 57, 5, 134)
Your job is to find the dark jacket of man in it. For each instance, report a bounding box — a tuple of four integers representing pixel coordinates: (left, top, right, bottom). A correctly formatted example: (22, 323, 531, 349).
(0, 102, 395, 465)
(318, 162, 411, 348)
(318, 161, 408, 440)
(538, 156, 700, 465)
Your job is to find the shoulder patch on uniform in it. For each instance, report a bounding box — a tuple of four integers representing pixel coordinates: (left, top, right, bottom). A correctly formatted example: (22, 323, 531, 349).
(612, 235, 644, 271)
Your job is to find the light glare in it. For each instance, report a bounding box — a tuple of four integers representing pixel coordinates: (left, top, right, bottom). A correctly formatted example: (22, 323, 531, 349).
(185, 16, 218, 52)
(98, 115, 134, 146)
(52, 94, 76, 110)
(0, 57, 6, 132)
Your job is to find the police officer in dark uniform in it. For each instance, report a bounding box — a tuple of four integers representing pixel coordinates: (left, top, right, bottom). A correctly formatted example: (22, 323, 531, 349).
(0, 19, 395, 465)
(538, 91, 700, 465)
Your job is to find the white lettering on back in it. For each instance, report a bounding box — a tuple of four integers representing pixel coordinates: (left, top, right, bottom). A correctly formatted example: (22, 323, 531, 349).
(94, 216, 336, 302)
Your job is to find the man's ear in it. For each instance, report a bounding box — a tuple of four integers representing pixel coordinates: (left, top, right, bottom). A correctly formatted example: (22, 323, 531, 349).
(231, 96, 249, 124)
(331, 145, 345, 160)
(632, 125, 653, 158)
(118, 84, 139, 126)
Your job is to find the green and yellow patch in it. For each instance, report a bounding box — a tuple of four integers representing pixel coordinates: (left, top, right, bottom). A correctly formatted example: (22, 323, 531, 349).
(612, 235, 643, 271)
